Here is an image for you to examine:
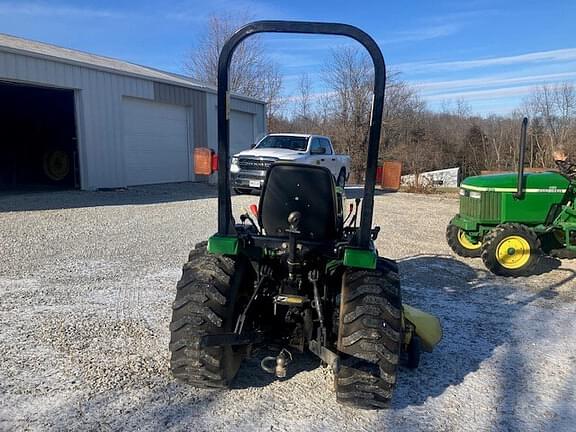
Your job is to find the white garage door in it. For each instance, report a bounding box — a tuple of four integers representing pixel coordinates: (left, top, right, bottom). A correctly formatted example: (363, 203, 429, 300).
(230, 110, 254, 157)
(123, 98, 190, 186)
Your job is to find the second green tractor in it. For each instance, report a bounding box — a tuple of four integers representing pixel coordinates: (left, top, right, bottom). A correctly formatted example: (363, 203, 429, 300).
(448, 118, 576, 276)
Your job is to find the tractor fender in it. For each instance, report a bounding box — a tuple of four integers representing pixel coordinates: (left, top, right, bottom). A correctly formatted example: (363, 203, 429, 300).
(402, 304, 443, 352)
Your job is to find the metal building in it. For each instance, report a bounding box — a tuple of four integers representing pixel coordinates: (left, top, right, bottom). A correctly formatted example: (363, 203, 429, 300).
(0, 33, 266, 191)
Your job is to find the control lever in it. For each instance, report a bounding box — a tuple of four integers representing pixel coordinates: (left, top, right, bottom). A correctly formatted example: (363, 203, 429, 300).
(349, 198, 361, 228)
(286, 211, 301, 279)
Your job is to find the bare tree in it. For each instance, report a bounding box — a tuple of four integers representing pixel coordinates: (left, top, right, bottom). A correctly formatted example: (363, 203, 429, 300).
(298, 74, 312, 119)
(185, 13, 282, 127)
(322, 47, 374, 181)
(292, 73, 315, 133)
(261, 62, 283, 131)
(280, 48, 576, 182)
(525, 82, 576, 161)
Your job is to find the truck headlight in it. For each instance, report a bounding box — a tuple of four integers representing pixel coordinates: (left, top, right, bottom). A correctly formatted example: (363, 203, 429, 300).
(230, 157, 240, 173)
(469, 191, 481, 199)
(459, 189, 466, 196)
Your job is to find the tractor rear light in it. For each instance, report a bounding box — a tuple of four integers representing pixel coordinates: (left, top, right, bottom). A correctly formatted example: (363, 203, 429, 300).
(211, 153, 219, 172)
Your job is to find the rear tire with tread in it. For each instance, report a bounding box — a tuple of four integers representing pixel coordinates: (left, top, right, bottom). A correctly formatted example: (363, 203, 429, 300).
(335, 259, 402, 409)
(169, 242, 250, 388)
(481, 223, 541, 277)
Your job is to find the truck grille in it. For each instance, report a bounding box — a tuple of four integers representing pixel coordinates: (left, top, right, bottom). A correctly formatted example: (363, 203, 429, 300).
(460, 191, 501, 221)
(238, 158, 276, 171)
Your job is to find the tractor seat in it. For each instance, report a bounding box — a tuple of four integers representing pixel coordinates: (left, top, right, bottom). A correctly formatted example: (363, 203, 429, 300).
(258, 163, 339, 241)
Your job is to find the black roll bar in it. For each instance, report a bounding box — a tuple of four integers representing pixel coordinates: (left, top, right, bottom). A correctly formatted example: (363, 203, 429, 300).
(217, 20, 386, 248)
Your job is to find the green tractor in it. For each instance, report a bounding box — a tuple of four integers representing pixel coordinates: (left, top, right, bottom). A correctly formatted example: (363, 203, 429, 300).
(447, 117, 576, 276)
(168, 21, 442, 409)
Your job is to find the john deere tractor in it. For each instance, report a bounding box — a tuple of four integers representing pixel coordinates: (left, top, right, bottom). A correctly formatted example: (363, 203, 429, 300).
(447, 117, 576, 276)
(168, 21, 442, 409)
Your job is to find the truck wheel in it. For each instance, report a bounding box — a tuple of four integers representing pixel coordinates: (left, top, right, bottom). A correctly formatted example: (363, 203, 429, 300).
(446, 222, 482, 257)
(335, 259, 402, 409)
(169, 243, 252, 387)
(481, 224, 541, 277)
(336, 169, 346, 188)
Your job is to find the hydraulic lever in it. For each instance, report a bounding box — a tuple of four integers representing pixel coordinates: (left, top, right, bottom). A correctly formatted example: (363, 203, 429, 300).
(286, 211, 302, 280)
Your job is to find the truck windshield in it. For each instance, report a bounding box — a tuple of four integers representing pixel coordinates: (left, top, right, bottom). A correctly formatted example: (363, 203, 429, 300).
(256, 136, 308, 151)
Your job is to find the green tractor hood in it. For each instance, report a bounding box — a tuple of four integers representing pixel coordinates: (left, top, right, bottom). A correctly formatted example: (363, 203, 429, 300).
(461, 171, 569, 192)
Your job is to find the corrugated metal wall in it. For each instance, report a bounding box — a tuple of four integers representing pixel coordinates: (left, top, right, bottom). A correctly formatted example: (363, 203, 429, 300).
(205, 92, 267, 185)
(0, 50, 153, 189)
(153, 82, 207, 151)
(0, 49, 266, 190)
(205, 92, 267, 150)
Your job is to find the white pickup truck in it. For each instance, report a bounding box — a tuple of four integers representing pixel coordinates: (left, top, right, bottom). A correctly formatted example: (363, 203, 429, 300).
(230, 133, 350, 194)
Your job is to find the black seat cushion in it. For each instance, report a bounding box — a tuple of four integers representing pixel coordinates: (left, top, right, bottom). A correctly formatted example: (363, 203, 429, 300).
(258, 163, 338, 240)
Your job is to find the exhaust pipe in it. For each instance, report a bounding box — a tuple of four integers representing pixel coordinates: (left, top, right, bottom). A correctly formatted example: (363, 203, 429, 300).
(514, 117, 528, 200)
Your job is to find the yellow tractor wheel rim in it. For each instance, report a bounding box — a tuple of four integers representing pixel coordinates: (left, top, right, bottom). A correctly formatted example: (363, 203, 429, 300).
(496, 236, 531, 269)
(458, 230, 481, 250)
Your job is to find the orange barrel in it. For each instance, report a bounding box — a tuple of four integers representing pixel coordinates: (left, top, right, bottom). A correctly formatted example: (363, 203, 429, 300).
(381, 160, 402, 191)
(194, 147, 215, 175)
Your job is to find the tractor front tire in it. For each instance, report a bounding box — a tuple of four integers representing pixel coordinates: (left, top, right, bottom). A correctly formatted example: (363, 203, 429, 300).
(446, 222, 482, 258)
(169, 243, 250, 388)
(335, 259, 402, 409)
(481, 224, 541, 277)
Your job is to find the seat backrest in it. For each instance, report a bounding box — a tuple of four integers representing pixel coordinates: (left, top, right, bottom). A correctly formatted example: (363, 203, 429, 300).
(258, 163, 339, 241)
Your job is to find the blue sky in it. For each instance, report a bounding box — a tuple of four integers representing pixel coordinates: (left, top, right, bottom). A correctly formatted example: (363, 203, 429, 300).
(0, 0, 575, 115)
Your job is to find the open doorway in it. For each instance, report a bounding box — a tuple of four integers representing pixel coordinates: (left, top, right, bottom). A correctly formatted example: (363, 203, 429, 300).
(0, 81, 79, 191)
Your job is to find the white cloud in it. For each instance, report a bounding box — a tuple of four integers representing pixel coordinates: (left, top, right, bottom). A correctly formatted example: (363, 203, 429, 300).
(423, 84, 536, 102)
(379, 23, 460, 45)
(278, 90, 335, 104)
(412, 71, 576, 92)
(0, 2, 122, 18)
(265, 22, 460, 57)
(398, 48, 576, 72)
(165, 0, 283, 22)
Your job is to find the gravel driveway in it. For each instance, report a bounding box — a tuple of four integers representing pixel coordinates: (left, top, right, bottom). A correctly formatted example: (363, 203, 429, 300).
(1, 184, 575, 431)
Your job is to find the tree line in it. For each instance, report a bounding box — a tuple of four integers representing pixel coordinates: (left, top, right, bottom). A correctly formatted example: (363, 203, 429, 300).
(187, 15, 576, 182)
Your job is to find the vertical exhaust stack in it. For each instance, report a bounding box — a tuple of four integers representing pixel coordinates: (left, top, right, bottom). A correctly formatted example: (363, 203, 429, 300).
(514, 117, 529, 200)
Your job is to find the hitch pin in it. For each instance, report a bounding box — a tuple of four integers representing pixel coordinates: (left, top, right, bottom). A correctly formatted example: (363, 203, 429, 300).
(260, 348, 292, 378)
